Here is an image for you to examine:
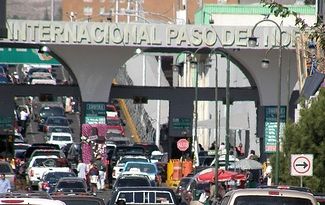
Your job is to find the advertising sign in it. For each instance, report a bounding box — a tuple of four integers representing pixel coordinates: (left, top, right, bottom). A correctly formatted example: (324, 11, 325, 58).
(264, 106, 286, 153)
(84, 102, 106, 124)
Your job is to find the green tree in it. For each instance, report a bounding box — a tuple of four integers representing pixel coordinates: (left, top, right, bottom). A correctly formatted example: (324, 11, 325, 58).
(272, 89, 325, 192)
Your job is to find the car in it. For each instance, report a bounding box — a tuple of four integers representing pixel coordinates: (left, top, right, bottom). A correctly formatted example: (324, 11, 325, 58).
(220, 188, 317, 205)
(29, 149, 66, 160)
(46, 132, 73, 149)
(24, 143, 60, 161)
(133, 143, 160, 158)
(38, 170, 76, 193)
(106, 104, 119, 118)
(314, 193, 325, 205)
(175, 177, 192, 196)
(53, 177, 88, 193)
(0, 192, 65, 205)
(108, 187, 179, 205)
(112, 155, 150, 180)
(0, 161, 16, 190)
(46, 125, 73, 134)
(106, 117, 125, 136)
(112, 174, 152, 193)
(14, 143, 31, 160)
(42, 116, 70, 133)
(110, 145, 146, 166)
(106, 130, 130, 145)
(37, 106, 65, 130)
(51, 192, 105, 205)
(122, 162, 160, 186)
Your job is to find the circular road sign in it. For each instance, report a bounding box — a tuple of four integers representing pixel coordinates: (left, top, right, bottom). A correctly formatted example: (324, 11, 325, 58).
(291, 154, 313, 176)
(177, 139, 189, 151)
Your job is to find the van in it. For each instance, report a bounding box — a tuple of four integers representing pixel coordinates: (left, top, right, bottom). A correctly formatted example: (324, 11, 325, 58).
(219, 188, 317, 205)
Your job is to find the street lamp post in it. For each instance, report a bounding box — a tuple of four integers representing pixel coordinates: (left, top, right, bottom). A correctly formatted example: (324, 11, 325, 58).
(248, 19, 283, 185)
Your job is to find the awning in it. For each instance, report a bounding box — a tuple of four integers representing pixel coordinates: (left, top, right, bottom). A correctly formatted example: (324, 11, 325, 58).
(301, 70, 325, 99)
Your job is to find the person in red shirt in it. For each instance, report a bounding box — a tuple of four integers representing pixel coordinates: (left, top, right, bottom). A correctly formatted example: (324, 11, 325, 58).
(87, 163, 99, 195)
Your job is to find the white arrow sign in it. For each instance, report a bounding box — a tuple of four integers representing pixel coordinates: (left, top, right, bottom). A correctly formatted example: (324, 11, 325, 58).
(291, 154, 313, 176)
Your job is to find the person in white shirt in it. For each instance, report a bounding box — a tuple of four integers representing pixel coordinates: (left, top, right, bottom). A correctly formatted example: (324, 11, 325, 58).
(19, 108, 29, 137)
(77, 159, 87, 180)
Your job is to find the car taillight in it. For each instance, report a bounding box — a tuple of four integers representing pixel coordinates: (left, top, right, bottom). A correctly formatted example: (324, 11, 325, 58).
(268, 191, 280, 195)
(1, 200, 24, 203)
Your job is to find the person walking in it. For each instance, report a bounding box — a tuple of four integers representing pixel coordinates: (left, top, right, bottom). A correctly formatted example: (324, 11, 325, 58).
(77, 159, 87, 180)
(87, 163, 99, 195)
(19, 108, 29, 138)
(0, 173, 11, 193)
(94, 155, 106, 190)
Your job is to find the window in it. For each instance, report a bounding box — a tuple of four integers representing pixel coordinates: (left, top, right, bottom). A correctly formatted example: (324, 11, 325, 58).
(83, 6, 93, 16)
(99, 7, 105, 15)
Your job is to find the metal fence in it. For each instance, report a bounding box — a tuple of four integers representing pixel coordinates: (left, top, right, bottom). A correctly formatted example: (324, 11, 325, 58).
(115, 65, 156, 143)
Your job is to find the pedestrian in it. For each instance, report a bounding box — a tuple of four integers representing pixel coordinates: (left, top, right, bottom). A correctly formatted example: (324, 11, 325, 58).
(0, 173, 11, 193)
(235, 143, 244, 158)
(19, 108, 29, 138)
(77, 159, 87, 180)
(219, 142, 226, 155)
(264, 158, 272, 186)
(87, 163, 99, 195)
(94, 155, 106, 190)
(247, 150, 259, 161)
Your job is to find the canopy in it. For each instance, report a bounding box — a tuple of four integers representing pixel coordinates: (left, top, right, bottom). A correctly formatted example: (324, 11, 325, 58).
(196, 168, 246, 182)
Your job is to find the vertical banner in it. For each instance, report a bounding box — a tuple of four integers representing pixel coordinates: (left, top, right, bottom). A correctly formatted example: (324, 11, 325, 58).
(264, 106, 286, 153)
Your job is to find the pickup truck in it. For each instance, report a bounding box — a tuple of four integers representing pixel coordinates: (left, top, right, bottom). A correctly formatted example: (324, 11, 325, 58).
(26, 155, 70, 189)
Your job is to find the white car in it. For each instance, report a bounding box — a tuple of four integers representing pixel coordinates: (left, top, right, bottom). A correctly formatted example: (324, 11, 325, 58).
(112, 155, 149, 180)
(46, 132, 73, 148)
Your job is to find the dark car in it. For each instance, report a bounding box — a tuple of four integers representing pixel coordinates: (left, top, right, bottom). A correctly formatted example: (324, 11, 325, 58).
(112, 174, 151, 193)
(53, 177, 88, 193)
(133, 143, 160, 157)
(175, 177, 192, 196)
(52, 192, 105, 205)
(42, 116, 70, 133)
(37, 106, 65, 130)
(39, 171, 76, 193)
(110, 145, 146, 166)
(24, 144, 60, 161)
(108, 187, 180, 205)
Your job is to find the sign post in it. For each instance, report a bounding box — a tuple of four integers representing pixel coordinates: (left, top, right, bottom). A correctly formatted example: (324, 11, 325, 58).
(291, 154, 313, 187)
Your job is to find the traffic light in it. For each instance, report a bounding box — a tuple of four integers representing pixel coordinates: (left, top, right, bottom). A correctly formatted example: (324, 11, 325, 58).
(133, 96, 148, 104)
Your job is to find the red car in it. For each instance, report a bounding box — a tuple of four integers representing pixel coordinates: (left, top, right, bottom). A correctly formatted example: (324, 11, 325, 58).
(106, 117, 125, 136)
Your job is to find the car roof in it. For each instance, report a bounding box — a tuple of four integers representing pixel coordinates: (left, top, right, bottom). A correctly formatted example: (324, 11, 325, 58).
(225, 188, 316, 199)
(58, 177, 85, 181)
(115, 187, 175, 193)
(50, 132, 72, 136)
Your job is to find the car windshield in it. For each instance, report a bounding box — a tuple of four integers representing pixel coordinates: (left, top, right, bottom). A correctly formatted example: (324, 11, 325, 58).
(33, 158, 58, 167)
(45, 172, 76, 182)
(57, 181, 85, 189)
(107, 119, 121, 126)
(234, 196, 313, 205)
(125, 163, 156, 174)
(119, 158, 148, 164)
(0, 164, 13, 173)
(40, 107, 64, 117)
(52, 135, 71, 141)
(116, 178, 150, 187)
(47, 118, 69, 126)
(58, 199, 101, 205)
(32, 151, 61, 158)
